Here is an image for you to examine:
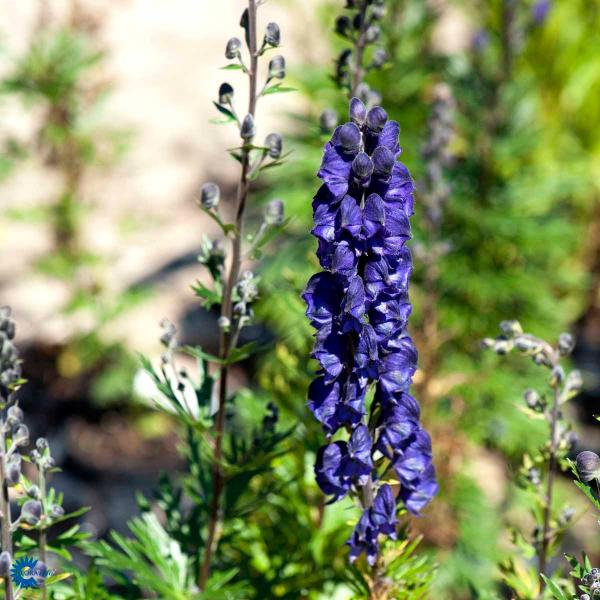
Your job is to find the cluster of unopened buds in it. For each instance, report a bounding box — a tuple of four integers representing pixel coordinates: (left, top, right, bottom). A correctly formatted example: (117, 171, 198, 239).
(334, 0, 388, 104)
(579, 568, 600, 599)
(0, 307, 65, 582)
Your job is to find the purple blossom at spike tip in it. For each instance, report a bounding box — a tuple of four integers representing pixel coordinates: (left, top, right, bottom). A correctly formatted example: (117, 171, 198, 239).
(303, 98, 437, 564)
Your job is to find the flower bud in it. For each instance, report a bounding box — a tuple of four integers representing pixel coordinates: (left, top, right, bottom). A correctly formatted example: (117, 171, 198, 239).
(349, 97, 367, 126)
(264, 22, 280, 47)
(159, 319, 177, 349)
(338, 123, 361, 153)
(0, 552, 11, 576)
(218, 82, 234, 105)
(21, 499, 42, 525)
(240, 114, 255, 141)
(36, 437, 49, 452)
(200, 183, 220, 210)
(268, 55, 286, 80)
(237, 271, 259, 303)
(13, 424, 29, 447)
(225, 37, 242, 59)
(41, 456, 56, 470)
(352, 13, 365, 31)
(372, 5, 385, 19)
(524, 389, 541, 409)
(335, 16, 352, 37)
(320, 109, 338, 133)
(6, 457, 21, 486)
(352, 152, 374, 181)
(558, 332, 575, 356)
(564, 370, 582, 397)
(500, 320, 523, 336)
(580, 594, 590, 600)
(481, 337, 495, 349)
(34, 562, 48, 587)
(564, 430, 578, 449)
(576, 451, 600, 483)
(50, 504, 65, 518)
(365, 106, 388, 132)
(372, 146, 395, 178)
(514, 334, 542, 354)
(265, 199, 284, 226)
(27, 484, 40, 499)
(0, 307, 15, 339)
(493, 338, 512, 355)
(6, 404, 23, 426)
(371, 48, 388, 68)
(217, 316, 230, 330)
(265, 133, 282, 159)
(365, 25, 380, 43)
(528, 467, 541, 485)
(550, 365, 565, 386)
(560, 506, 575, 523)
(533, 352, 552, 367)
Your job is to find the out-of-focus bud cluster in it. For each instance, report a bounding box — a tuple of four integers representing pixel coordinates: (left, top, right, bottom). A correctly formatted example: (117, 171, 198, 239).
(579, 565, 600, 599)
(0, 306, 21, 394)
(0, 311, 68, 544)
(482, 321, 575, 374)
(421, 83, 455, 233)
(333, 0, 388, 105)
(218, 11, 286, 144)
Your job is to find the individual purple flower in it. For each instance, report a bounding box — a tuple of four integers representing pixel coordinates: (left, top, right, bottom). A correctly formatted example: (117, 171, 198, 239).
(303, 98, 437, 564)
(348, 484, 397, 565)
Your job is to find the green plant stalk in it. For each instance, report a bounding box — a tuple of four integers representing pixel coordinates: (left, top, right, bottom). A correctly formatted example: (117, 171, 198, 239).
(38, 468, 47, 600)
(198, 0, 259, 589)
(0, 406, 14, 600)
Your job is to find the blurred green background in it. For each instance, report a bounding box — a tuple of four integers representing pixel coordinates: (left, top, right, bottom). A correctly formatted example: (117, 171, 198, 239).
(0, 0, 599, 598)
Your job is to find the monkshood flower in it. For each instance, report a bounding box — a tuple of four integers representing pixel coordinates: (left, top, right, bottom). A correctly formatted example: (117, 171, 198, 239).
(304, 98, 437, 565)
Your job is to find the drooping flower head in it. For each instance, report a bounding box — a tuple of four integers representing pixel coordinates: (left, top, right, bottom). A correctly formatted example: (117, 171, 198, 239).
(304, 98, 437, 564)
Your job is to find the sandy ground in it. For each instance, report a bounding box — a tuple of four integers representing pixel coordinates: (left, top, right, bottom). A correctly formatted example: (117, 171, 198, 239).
(0, 0, 326, 352)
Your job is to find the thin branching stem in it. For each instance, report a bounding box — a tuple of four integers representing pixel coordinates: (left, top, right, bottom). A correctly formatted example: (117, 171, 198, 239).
(538, 355, 561, 594)
(198, 0, 259, 589)
(0, 403, 14, 600)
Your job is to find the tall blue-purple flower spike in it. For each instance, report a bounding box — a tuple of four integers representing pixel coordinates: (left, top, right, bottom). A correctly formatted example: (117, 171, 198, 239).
(303, 99, 437, 564)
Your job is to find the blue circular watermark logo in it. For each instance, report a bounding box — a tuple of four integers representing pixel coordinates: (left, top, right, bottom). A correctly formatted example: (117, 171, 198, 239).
(10, 556, 52, 589)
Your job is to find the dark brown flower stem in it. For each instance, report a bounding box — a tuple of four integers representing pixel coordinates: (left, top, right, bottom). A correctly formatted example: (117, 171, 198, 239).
(538, 360, 561, 595)
(351, 1, 369, 98)
(198, 0, 258, 590)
